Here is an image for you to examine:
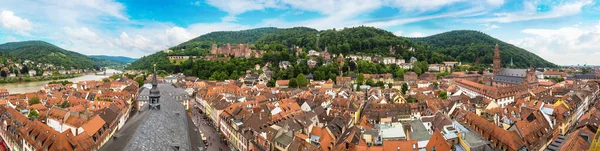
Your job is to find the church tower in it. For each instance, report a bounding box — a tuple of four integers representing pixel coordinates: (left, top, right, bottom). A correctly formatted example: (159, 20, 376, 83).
(149, 64, 161, 110)
(493, 44, 501, 75)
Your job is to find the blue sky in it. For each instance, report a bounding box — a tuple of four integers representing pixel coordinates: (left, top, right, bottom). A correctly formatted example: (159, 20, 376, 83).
(0, 0, 599, 65)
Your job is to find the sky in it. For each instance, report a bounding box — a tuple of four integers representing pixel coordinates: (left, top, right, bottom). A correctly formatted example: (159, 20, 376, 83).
(0, 0, 599, 65)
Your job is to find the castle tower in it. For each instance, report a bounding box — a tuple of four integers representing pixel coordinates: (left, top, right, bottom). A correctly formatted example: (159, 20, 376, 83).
(337, 54, 344, 76)
(211, 44, 218, 54)
(493, 44, 501, 75)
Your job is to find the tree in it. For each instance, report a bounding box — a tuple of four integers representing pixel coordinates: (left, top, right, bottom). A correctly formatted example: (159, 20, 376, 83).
(394, 68, 405, 78)
(135, 76, 145, 87)
(29, 96, 40, 105)
(28, 110, 39, 119)
(313, 71, 326, 81)
(125, 73, 136, 79)
(109, 74, 121, 80)
(406, 96, 418, 103)
(365, 78, 375, 86)
(58, 101, 70, 108)
(21, 65, 29, 75)
(438, 91, 448, 100)
(414, 67, 423, 75)
(267, 79, 276, 87)
(436, 72, 450, 78)
(289, 78, 298, 88)
(433, 82, 439, 88)
(582, 67, 591, 73)
(401, 83, 408, 94)
(356, 74, 365, 85)
(376, 81, 385, 88)
(296, 73, 308, 87)
(230, 71, 240, 80)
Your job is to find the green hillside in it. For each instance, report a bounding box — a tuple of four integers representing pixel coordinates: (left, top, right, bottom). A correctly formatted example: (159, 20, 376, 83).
(408, 30, 556, 67)
(130, 27, 555, 71)
(0, 41, 96, 69)
(0, 41, 135, 69)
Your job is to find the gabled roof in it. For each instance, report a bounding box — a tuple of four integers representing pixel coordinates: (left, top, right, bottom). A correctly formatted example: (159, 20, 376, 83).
(81, 115, 105, 136)
(425, 129, 451, 151)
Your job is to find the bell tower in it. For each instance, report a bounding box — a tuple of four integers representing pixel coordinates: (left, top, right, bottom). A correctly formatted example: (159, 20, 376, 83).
(149, 64, 161, 110)
(493, 44, 501, 75)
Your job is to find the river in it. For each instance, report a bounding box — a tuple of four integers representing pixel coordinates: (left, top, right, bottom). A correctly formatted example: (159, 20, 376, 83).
(0, 69, 121, 94)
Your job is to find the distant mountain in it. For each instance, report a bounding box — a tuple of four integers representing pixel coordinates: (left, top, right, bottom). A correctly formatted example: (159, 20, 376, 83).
(130, 27, 555, 71)
(0, 41, 97, 69)
(89, 55, 137, 67)
(408, 30, 556, 67)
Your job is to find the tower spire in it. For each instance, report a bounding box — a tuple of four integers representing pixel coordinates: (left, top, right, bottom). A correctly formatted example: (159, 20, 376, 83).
(149, 64, 161, 110)
(152, 64, 158, 86)
(510, 57, 514, 68)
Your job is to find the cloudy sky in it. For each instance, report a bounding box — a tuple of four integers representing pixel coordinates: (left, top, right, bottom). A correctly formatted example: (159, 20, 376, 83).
(0, 0, 599, 65)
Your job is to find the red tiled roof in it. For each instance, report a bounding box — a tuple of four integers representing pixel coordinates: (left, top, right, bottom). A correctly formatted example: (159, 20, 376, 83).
(81, 115, 105, 136)
(426, 129, 450, 151)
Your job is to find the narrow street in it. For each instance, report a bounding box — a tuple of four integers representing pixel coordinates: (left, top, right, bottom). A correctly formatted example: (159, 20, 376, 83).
(191, 107, 231, 151)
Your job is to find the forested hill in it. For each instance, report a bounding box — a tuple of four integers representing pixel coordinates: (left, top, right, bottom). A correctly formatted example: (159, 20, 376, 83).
(0, 41, 96, 69)
(0, 41, 133, 69)
(132, 26, 437, 70)
(171, 27, 284, 51)
(130, 26, 555, 71)
(408, 30, 556, 67)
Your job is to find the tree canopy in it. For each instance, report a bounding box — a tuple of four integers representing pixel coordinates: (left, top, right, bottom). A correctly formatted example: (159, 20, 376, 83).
(29, 96, 40, 105)
(409, 30, 555, 67)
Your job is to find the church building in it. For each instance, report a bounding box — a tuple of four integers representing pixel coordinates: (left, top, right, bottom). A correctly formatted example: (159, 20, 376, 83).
(491, 44, 539, 87)
(454, 44, 539, 108)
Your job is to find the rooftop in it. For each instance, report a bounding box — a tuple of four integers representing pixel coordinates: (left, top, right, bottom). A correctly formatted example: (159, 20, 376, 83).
(101, 84, 201, 151)
(379, 122, 406, 140)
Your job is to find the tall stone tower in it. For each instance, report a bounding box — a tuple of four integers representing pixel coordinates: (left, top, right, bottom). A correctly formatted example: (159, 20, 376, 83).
(337, 54, 344, 76)
(149, 64, 161, 110)
(493, 44, 501, 75)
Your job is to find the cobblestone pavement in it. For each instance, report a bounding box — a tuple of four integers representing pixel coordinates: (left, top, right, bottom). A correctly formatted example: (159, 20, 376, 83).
(191, 109, 231, 151)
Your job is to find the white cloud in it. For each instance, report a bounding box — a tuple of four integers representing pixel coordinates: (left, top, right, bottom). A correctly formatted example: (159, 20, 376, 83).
(481, 0, 594, 23)
(191, 1, 201, 6)
(0, 10, 32, 35)
(482, 23, 500, 30)
(63, 27, 98, 40)
(114, 32, 160, 53)
(408, 32, 425, 37)
(384, 0, 466, 12)
(364, 7, 483, 28)
(393, 30, 403, 36)
(164, 27, 194, 46)
(205, 0, 501, 28)
(485, 0, 505, 7)
(392, 30, 427, 37)
(508, 20, 600, 65)
(205, 0, 284, 22)
(5, 36, 17, 42)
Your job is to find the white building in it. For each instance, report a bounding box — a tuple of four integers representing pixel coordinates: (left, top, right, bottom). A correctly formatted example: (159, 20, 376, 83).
(382, 57, 396, 65)
(28, 70, 36, 76)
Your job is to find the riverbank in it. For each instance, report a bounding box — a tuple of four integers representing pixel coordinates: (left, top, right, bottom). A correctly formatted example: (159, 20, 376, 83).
(0, 69, 121, 94)
(0, 74, 84, 83)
